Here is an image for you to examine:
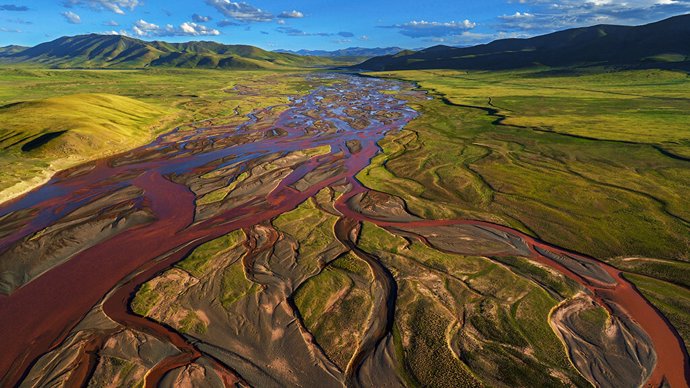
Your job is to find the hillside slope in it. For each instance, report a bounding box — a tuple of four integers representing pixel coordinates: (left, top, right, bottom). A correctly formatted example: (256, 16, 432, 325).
(0, 45, 27, 56)
(356, 14, 690, 71)
(1, 34, 336, 69)
(0, 93, 169, 201)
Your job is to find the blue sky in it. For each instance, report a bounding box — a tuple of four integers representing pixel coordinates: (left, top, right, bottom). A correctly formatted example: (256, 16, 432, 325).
(1, 0, 690, 50)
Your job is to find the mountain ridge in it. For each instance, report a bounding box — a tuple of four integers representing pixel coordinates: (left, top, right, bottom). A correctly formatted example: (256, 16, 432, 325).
(275, 47, 404, 59)
(355, 14, 690, 71)
(0, 34, 338, 69)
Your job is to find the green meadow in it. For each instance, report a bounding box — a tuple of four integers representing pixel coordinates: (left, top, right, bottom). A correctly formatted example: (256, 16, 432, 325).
(360, 67, 690, 361)
(362, 69, 690, 263)
(0, 67, 315, 202)
(2, 65, 687, 264)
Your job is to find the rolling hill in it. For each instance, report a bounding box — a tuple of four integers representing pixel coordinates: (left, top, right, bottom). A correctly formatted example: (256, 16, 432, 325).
(0, 34, 338, 69)
(0, 93, 170, 202)
(356, 14, 690, 71)
(0, 45, 27, 56)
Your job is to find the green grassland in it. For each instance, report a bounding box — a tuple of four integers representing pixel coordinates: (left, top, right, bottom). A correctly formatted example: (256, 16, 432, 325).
(272, 196, 341, 272)
(362, 69, 690, 263)
(293, 252, 373, 370)
(176, 229, 246, 278)
(0, 67, 319, 202)
(624, 273, 690, 354)
(356, 222, 588, 387)
(0, 93, 169, 201)
(131, 229, 250, 332)
(275, 197, 376, 370)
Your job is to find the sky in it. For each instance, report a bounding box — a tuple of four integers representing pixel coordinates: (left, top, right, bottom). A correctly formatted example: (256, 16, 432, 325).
(1, 0, 690, 50)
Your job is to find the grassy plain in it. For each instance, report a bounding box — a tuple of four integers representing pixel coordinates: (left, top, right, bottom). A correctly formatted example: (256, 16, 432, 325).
(362, 69, 690, 263)
(0, 67, 317, 202)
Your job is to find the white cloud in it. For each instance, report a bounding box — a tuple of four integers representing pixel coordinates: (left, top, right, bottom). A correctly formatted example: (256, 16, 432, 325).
(61, 11, 81, 24)
(500, 0, 690, 32)
(384, 20, 477, 38)
(500, 12, 535, 20)
(278, 10, 304, 18)
(63, 0, 140, 15)
(132, 19, 220, 37)
(205, 0, 273, 22)
(103, 29, 130, 36)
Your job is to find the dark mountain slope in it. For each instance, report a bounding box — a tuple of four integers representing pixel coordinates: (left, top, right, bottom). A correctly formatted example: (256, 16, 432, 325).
(356, 14, 690, 71)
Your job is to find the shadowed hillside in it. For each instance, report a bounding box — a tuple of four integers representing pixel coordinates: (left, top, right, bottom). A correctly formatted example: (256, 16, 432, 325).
(356, 14, 690, 71)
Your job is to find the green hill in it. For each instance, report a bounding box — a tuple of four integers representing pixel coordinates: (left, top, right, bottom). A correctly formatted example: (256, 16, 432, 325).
(0, 93, 170, 201)
(0, 34, 336, 69)
(356, 14, 690, 71)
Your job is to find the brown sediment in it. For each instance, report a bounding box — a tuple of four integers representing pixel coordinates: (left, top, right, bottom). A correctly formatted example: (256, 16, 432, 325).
(0, 171, 197, 387)
(61, 332, 111, 388)
(0, 73, 688, 388)
(549, 293, 655, 388)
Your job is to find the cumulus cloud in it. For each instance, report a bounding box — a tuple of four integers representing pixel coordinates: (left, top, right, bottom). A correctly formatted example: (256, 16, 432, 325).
(192, 14, 211, 23)
(103, 29, 129, 36)
(278, 10, 304, 18)
(132, 19, 220, 37)
(205, 0, 273, 22)
(383, 20, 477, 38)
(500, 11, 534, 20)
(103, 20, 119, 26)
(0, 4, 28, 11)
(61, 11, 81, 24)
(62, 0, 140, 15)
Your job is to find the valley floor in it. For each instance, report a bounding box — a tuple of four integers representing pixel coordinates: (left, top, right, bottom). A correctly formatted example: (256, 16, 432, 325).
(0, 68, 688, 387)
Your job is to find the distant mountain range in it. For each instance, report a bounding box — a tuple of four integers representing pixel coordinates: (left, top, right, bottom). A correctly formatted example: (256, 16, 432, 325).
(0, 34, 338, 69)
(3, 14, 689, 72)
(0, 45, 27, 56)
(356, 14, 690, 71)
(275, 47, 404, 59)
